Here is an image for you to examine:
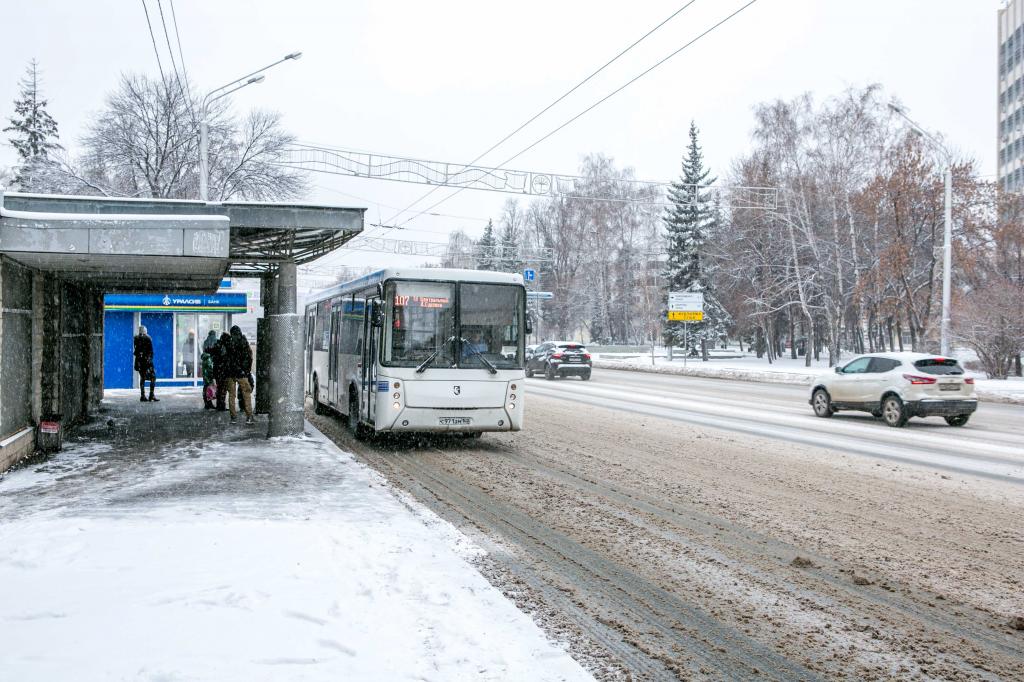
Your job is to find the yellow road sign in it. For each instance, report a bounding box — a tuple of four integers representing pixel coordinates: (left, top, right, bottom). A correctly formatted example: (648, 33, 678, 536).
(667, 311, 703, 321)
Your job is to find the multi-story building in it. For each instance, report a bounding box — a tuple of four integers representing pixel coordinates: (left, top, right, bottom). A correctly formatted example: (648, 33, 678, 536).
(999, 0, 1024, 191)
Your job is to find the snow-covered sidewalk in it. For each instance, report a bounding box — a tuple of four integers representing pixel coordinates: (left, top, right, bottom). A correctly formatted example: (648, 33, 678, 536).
(593, 352, 1024, 404)
(0, 393, 591, 681)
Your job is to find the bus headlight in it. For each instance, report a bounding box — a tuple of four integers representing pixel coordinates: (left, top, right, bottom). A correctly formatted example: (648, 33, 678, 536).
(508, 403, 515, 410)
(393, 392, 401, 399)
(510, 394, 516, 401)
(393, 401, 401, 410)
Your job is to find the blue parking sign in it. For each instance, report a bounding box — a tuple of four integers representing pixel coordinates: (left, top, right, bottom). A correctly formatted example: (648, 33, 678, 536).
(524, 268, 536, 282)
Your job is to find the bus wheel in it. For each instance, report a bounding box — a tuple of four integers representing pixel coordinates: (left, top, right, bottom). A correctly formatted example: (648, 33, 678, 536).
(313, 378, 326, 415)
(347, 394, 363, 438)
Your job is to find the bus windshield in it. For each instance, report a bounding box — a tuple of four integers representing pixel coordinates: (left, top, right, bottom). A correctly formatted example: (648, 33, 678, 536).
(385, 281, 456, 368)
(383, 280, 523, 369)
(458, 282, 522, 369)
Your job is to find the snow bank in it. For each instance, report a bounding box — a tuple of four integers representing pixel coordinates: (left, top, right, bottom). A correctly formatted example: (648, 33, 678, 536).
(593, 353, 1024, 404)
(0, 427, 592, 682)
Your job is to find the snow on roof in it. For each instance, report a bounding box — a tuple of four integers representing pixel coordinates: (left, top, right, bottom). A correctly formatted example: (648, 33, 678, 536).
(0, 206, 229, 223)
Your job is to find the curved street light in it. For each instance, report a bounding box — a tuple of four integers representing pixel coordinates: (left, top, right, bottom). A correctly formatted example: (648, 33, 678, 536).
(888, 103, 954, 356)
(199, 52, 303, 201)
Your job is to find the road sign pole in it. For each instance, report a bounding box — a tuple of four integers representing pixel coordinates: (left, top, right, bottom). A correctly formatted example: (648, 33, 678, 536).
(683, 322, 689, 368)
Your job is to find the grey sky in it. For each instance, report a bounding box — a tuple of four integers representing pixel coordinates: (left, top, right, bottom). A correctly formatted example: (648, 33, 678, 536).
(0, 0, 998, 270)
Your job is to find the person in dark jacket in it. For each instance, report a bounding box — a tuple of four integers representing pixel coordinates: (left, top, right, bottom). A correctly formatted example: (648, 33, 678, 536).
(225, 325, 255, 424)
(201, 330, 219, 410)
(211, 332, 231, 411)
(133, 326, 158, 402)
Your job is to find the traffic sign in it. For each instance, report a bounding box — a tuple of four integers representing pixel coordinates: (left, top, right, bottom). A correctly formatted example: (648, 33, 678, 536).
(667, 310, 703, 322)
(668, 291, 704, 312)
(526, 291, 554, 300)
(523, 268, 536, 282)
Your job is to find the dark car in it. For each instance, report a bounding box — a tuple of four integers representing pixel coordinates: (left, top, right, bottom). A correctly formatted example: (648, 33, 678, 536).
(526, 341, 592, 380)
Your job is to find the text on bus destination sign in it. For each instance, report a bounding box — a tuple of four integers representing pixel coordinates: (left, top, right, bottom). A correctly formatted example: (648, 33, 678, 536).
(394, 294, 451, 309)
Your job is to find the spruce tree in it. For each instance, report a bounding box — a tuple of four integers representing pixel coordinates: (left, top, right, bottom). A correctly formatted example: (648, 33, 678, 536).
(5, 59, 61, 162)
(476, 219, 498, 270)
(498, 221, 524, 274)
(662, 121, 731, 357)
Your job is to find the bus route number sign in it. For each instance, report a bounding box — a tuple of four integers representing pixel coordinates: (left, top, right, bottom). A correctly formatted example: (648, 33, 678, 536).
(667, 310, 703, 322)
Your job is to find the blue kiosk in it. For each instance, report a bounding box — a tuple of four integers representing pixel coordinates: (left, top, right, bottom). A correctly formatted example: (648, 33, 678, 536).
(103, 291, 247, 389)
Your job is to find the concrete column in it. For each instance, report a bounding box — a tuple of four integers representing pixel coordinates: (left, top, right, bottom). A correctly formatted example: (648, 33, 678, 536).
(31, 273, 45, 423)
(86, 289, 104, 415)
(267, 261, 304, 437)
(254, 273, 277, 415)
(39, 276, 62, 420)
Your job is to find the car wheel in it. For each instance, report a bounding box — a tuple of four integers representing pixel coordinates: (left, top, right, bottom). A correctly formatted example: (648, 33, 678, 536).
(945, 414, 970, 427)
(313, 378, 326, 415)
(811, 388, 833, 418)
(581, 370, 591, 381)
(525, 367, 534, 378)
(545, 365, 555, 380)
(881, 395, 908, 428)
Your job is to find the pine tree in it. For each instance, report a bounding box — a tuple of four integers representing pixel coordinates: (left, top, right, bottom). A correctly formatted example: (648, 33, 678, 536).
(662, 121, 731, 357)
(476, 219, 498, 270)
(498, 221, 524, 274)
(5, 59, 61, 162)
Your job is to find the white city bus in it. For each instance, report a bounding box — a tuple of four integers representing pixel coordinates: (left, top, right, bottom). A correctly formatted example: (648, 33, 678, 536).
(304, 268, 528, 437)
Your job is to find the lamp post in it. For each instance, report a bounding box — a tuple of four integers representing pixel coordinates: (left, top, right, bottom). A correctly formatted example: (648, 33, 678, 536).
(888, 103, 954, 356)
(199, 51, 302, 201)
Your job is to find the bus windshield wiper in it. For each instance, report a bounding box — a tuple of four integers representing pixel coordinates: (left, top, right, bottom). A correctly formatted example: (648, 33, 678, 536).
(461, 339, 498, 374)
(416, 336, 455, 373)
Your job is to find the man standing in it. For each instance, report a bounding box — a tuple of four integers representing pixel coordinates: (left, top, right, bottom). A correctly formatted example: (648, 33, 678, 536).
(212, 332, 231, 411)
(133, 326, 158, 402)
(225, 325, 254, 424)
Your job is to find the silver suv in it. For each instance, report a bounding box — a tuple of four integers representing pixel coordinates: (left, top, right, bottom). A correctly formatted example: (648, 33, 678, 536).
(809, 352, 978, 427)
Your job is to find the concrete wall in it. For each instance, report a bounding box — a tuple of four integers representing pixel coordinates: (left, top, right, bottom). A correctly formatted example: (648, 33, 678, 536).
(0, 255, 105, 474)
(1, 257, 33, 439)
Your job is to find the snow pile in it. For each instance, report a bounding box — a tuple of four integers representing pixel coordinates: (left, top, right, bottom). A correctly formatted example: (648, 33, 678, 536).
(0, 428, 592, 682)
(593, 352, 832, 386)
(593, 352, 1024, 404)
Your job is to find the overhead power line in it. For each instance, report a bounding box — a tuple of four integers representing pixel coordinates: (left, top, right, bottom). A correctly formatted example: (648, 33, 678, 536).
(139, 0, 168, 85)
(395, 0, 761, 230)
(155, 0, 182, 85)
(382, 0, 701, 229)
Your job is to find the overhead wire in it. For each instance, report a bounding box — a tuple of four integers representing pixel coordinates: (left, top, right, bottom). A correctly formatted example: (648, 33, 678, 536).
(371, 0, 703, 243)
(396, 0, 762, 229)
(139, 0, 168, 85)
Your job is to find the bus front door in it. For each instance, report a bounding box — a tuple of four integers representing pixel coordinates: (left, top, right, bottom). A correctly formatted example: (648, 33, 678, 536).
(360, 297, 380, 426)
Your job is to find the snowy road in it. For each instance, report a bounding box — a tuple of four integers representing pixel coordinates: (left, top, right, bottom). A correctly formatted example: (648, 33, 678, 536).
(310, 370, 1024, 680)
(528, 368, 1024, 483)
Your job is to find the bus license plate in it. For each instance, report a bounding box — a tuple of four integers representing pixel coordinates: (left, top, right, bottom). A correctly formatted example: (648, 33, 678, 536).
(439, 417, 472, 426)
(940, 383, 959, 391)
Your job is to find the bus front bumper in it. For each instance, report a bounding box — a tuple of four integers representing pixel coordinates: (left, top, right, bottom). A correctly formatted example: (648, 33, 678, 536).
(379, 406, 522, 433)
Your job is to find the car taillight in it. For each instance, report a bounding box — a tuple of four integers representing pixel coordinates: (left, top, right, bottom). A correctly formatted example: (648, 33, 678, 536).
(583, 353, 591, 360)
(964, 377, 975, 384)
(902, 373, 937, 385)
(551, 353, 562, 359)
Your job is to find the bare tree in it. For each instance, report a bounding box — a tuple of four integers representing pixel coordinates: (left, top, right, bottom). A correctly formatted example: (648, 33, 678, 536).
(81, 73, 305, 200)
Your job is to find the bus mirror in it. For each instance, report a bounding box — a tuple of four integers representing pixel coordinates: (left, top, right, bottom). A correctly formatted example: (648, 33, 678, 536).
(525, 315, 533, 335)
(371, 305, 384, 328)
(376, 282, 385, 299)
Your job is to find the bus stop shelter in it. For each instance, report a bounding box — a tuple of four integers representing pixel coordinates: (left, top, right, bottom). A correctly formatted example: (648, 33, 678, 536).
(0, 191, 364, 470)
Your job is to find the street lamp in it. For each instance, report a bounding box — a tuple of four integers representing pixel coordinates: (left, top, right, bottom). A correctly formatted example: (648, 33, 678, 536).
(199, 51, 303, 201)
(888, 103, 954, 356)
